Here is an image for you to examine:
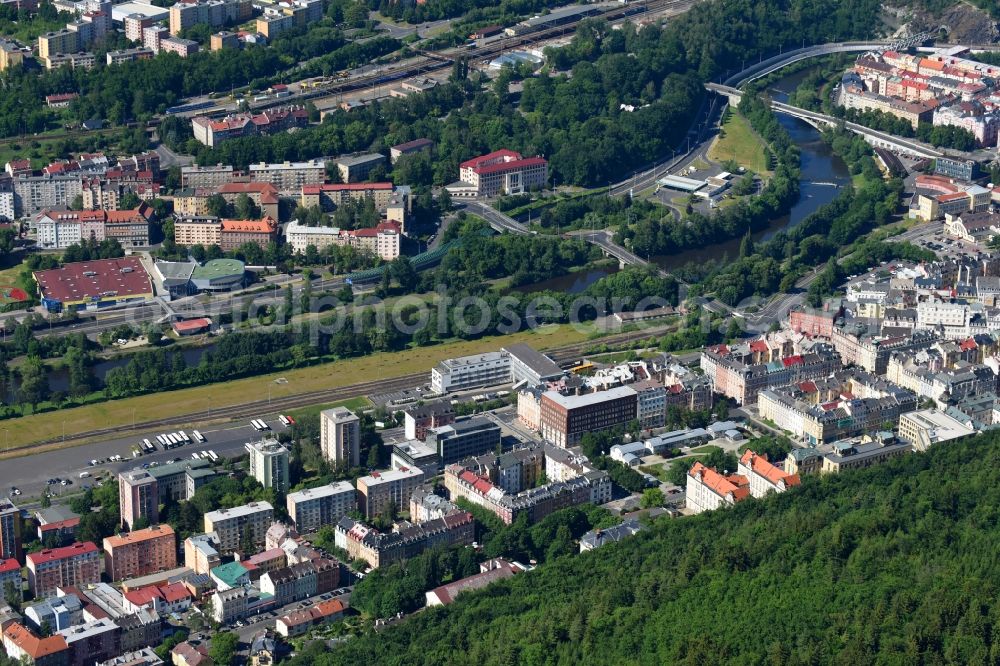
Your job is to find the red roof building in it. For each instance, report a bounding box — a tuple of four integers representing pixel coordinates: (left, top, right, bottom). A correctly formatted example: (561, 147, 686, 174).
(2, 622, 69, 665)
(34, 257, 153, 312)
(26, 542, 100, 598)
(738, 450, 801, 497)
(458, 149, 547, 197)
(685, 462, 750, 514)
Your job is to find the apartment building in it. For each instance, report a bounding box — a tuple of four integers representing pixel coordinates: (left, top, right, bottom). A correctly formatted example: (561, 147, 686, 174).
(431, 351, 511, 394)
(248, 160, 324, 192)
(123, 13, 152, 42)
(38, 29, 79, 59)
(258, 558, 338, 607)
(173, 217, 222, 247)
(42, 51, 95, 70)
(335, 512, 474, 568)
(34, 206, 153, 249)
(831, 326, 938, 374)
(191, 107, 307, 147)
(633, 379, 667, 429)
(106, 47, 153, 65)
(403, 401, 456, 440)
(118, 470, 158, 530)
(356, 468, 425, 520)
(146, 458, 214, 502)
(169, 0, 251, 35)
(210, 30, 240, 50)
(444, 461, 610, 525)
(456, 149, 548, 197)
(0, 499, 21, 562)
(203, 502, 273, 554)
(13, 174, 83, 217)
(219, 217, 277, 251)
(335, 153, 386, 183)
(300, 182, 396, 211)
(183, 533, 221, 574)
(27, 542, 101, 598)
(539, 387, 638, 448)
(700, 341, 842, 405)
(216, 182, 279, 219)
(685, 462, 750, 514)
(757, 373, 918, 446)
(211, 587, 248, 624)
(282, 220, 401, 260)
(181, 165, 235, 188)
(103, 525, 177, 581)
(248, 439, 290, 494)
(141, 25, 167, 52)
(159, 36, 199, 57)
(285, 482, 357, 533)
(0, 40, 26, 71)
(319, 407, 360, 469)
(820, 434, 912, 473)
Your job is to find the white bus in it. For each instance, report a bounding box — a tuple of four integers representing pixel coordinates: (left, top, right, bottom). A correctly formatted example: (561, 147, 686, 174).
(278, 415, 290, 427)
(143, 438, 153, 450)
(156, 434, 168, 447)
(193, 430, 206, 443)
(252, 419, 269, 431)
(178, 431, 190, 443)
(207, 450, 219, 462)
(191, 452, 201, 460)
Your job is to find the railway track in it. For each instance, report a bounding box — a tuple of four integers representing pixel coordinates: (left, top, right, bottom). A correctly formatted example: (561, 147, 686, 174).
(16, 325, 674, 451)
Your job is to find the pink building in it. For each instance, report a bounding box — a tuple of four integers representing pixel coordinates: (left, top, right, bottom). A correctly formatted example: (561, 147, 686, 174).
(26, 542, 100, 598)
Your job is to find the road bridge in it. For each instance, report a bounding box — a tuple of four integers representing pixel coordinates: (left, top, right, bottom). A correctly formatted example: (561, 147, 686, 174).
(704, 83, 944, 159)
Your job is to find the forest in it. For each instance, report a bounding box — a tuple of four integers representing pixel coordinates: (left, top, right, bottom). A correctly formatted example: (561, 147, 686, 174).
(313, 430, 1000, 665)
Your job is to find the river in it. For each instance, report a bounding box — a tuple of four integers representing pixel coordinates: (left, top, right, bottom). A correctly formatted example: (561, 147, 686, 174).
(514, 265, 619, 294)
(652, 68, 851, 272)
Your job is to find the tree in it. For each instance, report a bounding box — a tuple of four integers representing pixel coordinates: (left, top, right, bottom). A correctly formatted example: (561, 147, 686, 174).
(233, 193, 259, 220)
(206, 194, 229, 218)
(208, 631, 238, 666)
(3, 580, 20, 612)
(19, 357, 49, 408)
(641, 488, 665, 509)
(147, 328, 163, 346)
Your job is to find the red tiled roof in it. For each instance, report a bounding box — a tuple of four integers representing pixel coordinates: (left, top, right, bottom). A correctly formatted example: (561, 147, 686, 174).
(160, 582, 192, 603)
(3, 623, 67, 659)
(172, 318, 211, 333)
(688, 462, 750, 502)
(217, 181, 279, 204)
(220, 217, 277, 233)
(301, 182, 393, 194)
(740, 450, 800, 488)
(781, 355, 803, 367)
(0, 558, 19, 574)
(749, 340, 768, 353)
(39, 517, 80, 533)
(473, 156, 547, 176)
(960, 338, 978, 351)
(124, 587, 161, 608)
(27, 541, 97, 565)
(460, 149, 521, 169)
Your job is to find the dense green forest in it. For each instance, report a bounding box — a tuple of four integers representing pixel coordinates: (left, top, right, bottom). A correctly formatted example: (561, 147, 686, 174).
(309, 430, 1000, 665)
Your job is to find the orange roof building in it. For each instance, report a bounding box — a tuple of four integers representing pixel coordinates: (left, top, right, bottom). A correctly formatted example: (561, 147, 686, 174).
(2, 622, 69, 665)
(737, 450, 801, 498)
(685, 461, 750, 514)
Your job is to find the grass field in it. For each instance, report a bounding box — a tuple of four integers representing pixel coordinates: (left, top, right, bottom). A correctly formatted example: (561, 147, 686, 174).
(2, 323, 593, 452)
(708, 112, 772, 175)
(688, 444, 723, 455)
(288, 396, 373, 423)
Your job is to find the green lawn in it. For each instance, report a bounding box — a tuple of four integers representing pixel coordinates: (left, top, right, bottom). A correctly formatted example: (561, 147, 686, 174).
(288, 396, 373, 423)
(708, 112, 772, 174)
(688, 444, 723, 455)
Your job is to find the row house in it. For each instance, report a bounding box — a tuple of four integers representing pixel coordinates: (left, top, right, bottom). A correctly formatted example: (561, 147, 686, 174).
(700, 343, 841, 405)
(334, 512, 474, 569)
(831, 325, 939, 375)
(685, 462, 749, 514)
(258, 558, 338, 607)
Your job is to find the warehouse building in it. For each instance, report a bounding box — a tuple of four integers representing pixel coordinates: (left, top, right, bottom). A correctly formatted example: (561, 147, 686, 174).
(34, 257, 153, 312)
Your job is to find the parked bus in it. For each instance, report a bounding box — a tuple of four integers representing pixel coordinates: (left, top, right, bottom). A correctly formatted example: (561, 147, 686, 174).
(179, 431, 190, 443)
(193, 430, 206, 443)
(278, 415, 290, 427)
(207, 450, 219, 462)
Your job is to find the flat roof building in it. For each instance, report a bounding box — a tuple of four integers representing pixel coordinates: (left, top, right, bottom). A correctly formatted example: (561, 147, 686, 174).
(203, 502, 273, 555)
(103, 525, 176, 581)
(503, 343, 563, 386)
(539, 387, 638, 448)
(431, 350, 511, 394)
(320, 407, 360, 469)
(898, 408, 976, 451)
(34, 257, 152, 312)
(356, 468, 425, 520)
(286, 482, 357, 533)
(248, 439, 289, 494)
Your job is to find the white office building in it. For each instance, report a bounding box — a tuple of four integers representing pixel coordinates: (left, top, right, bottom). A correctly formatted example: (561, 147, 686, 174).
(431, 351, 511, 393)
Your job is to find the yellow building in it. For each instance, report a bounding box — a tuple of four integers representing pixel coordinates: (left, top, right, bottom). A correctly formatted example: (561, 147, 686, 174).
(38, 30, 79, 59)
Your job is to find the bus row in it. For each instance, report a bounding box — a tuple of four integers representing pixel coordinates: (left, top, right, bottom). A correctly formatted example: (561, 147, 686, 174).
(137, 429, 207, 454)
(191, 450, 219, 462)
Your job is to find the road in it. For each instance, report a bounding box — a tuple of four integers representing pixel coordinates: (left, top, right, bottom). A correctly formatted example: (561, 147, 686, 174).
(5, 415, 293, 503)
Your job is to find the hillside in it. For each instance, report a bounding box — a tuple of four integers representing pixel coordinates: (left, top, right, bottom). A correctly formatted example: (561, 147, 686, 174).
(306, 431, 1000, 665)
